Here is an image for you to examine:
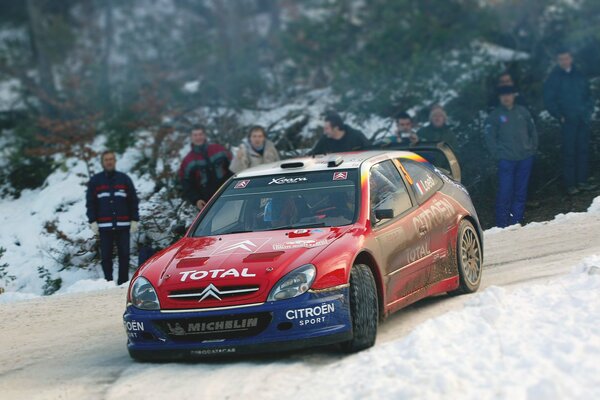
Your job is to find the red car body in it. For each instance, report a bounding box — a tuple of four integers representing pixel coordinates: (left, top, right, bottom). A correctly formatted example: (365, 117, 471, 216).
(124, 150, 483, 360)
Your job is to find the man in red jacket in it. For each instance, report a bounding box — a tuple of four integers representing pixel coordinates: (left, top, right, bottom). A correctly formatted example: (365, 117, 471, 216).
(178, 125, 232, 209)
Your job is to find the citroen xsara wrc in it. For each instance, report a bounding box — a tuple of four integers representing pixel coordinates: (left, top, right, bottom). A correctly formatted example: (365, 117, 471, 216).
(124, 149, 483, 360)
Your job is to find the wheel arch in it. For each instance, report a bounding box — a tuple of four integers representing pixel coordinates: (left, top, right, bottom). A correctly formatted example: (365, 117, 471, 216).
(460, 214, 484, 261)
(353, 250, 385, 321)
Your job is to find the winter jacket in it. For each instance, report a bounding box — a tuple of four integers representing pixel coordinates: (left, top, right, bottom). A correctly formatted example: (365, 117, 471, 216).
(543, 66, 593, 121)
(86, 170, 139, 231)
(179, 143, 232, 204)
(229, 139, 280, 173)
(417, 124, 458, 151)
(311, 125, 371, 155)
(484, 105, 538, 161)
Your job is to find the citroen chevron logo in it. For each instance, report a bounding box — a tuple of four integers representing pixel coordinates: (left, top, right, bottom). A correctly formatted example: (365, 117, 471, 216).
(215, 240, 257, 254)
(198, 283, 223, 301)
(168, 283, 259, 302)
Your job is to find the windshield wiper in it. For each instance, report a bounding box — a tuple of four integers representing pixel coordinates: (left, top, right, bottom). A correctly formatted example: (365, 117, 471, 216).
(274, 222, 327, 230)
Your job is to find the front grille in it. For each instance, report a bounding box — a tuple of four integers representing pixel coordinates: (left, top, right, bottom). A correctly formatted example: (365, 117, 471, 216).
(154, 312, 272, 341)
(168, 284, 260, 302)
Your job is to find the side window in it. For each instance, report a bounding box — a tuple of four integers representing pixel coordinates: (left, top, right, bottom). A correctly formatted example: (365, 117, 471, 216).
(399, 159, 443, 203)
(369, 160, 412, 225)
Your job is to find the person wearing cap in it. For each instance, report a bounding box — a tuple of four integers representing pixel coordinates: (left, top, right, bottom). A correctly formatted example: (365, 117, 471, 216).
(311, 111, 371, 155)
(178, 124, 232, 210)
(543, 48, 595, 195)
(417, 105, 458, 151)
(484, 85, 538, 228)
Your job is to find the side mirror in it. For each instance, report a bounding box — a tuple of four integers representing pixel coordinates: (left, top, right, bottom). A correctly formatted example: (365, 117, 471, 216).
(375, 209, 394, 220)
(171, 224, 187, 236)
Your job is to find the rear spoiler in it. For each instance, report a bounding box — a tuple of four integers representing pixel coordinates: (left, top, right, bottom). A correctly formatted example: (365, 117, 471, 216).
(374, 141, 461, 182)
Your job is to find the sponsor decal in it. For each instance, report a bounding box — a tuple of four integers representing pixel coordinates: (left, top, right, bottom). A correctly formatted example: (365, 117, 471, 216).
(191, 348, 236, 355)
(333, 171, 348, 181)
(416, 174, 436, 195)
(213, 239, 259, 254)
(412, 198, 456, 233)
(178, 267, 256, 282)
(124, 320, 145, 332)
(234, 180, 250, 189)
(268, 176, 308, 185)
(272, 239, 329, 250)
(286, 303, 335, 326)
(166, 318, 259, 336)
(406, 241, 431, 263)
(192, 348, 236, 355)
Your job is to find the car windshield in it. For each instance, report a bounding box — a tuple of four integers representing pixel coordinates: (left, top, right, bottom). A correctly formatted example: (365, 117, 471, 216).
(192, 170, 359, 236)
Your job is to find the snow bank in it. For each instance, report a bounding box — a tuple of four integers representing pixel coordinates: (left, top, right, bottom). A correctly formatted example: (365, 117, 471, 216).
(0, 136, 154, 300)
(57, 278, 128, 295)
(485, 195, 600, 236)
(107, 256, 600, 400)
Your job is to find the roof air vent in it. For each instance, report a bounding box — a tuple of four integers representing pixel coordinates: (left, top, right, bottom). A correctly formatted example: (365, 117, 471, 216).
(280, 161, 304, 169)
(327, 156, 343, 167)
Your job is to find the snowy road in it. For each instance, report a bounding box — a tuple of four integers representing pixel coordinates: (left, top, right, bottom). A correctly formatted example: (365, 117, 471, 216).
(1, 211, 599, 400)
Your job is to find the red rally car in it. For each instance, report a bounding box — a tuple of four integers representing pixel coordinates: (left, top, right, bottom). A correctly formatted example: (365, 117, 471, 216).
(124, 150, 483, 360)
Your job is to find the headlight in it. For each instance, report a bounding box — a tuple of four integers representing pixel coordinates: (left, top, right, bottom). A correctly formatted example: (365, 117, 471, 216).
(267, 264, 316, 301)
(130, 277, 160, 310)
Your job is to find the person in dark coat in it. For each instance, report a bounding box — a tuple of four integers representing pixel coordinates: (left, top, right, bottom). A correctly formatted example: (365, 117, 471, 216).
(311, 111, 371, 155)
(543, 48, 595, 195)
(178, 124, 232, 209)
(86, 151, 139, 285)
(485, 86, 538, 228)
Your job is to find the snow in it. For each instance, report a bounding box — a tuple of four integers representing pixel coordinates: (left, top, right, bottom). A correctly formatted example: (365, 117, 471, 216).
(484, 194, 600, 235)
(57, 278, 129, 295)
(105, 256, 600, 400)
(0, 135, 155, 298)
(1, 194, 599, 399)
(0, 78, 24, 111)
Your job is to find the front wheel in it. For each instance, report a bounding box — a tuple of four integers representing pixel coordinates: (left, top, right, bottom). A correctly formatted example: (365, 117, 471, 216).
(340, 264, 378, 353)
(450, 220, 482, 295)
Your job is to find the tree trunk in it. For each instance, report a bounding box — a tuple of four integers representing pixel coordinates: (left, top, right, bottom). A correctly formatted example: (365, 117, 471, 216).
(99, 0, 114, 115)
(26, 0, 57, 117)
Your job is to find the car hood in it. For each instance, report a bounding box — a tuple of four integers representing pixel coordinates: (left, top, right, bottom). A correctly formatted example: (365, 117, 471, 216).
(153, 227, 350, 310)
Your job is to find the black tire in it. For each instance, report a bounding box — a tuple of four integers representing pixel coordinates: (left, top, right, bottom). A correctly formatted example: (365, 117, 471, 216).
(341, 264, 378, 353)
(449, 220, 482, 295)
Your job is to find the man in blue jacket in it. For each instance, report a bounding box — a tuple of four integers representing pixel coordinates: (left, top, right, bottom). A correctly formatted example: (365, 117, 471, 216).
(543, 48, 595, 195)
(86, 151, 140, 285)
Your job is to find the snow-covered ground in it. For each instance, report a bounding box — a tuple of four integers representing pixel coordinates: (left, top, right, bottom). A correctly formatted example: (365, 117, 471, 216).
(107, 259, 600, 400)
(0, 197, 599, 400)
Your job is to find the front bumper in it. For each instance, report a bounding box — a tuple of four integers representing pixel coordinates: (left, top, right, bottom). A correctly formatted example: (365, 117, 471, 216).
(123, 287, 352, 360)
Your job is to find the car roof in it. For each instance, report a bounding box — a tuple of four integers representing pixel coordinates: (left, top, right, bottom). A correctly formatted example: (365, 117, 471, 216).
(234, 150, 428, 178)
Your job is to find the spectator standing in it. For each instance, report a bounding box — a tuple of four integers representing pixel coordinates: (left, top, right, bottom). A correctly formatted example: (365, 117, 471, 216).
(86, 151, 139, 285)
(230, 125, 280, 173)
(543, 48, 595, 194)
(485, 86, 538, 228)
(311, 111, 371, 155)
(179, 124, 232, 209)
(375, 111, 419, 147)
(417, 105, 458, 150)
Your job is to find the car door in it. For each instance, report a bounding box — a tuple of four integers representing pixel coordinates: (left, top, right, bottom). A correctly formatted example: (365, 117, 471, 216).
(368, 160, 431, 305)
(397, 158, 456, 287)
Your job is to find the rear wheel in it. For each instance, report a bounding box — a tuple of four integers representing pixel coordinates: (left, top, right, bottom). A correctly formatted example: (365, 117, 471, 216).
(341, 264, 378, 352)
(450, 220, 482, 295)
